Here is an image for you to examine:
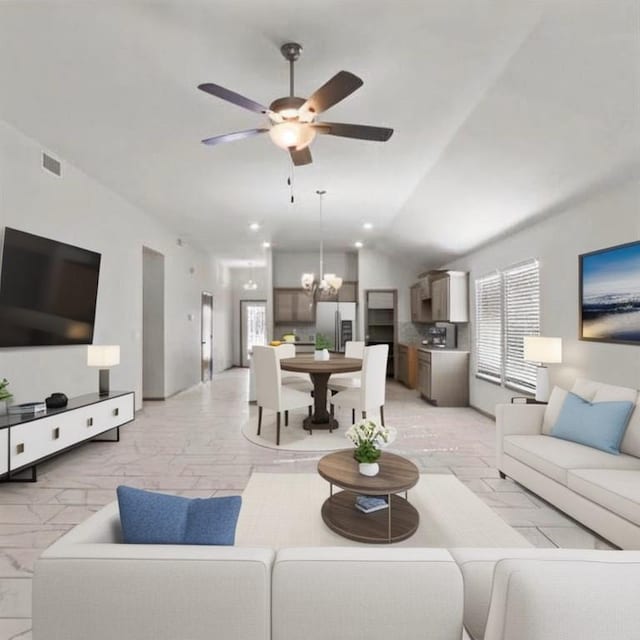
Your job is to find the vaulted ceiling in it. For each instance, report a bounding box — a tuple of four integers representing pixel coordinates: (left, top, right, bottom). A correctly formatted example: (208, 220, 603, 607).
(0, 0, 637, 268)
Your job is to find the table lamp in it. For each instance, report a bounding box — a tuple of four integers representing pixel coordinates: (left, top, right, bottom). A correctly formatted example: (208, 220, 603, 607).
(523, 336, 562, 402)
(87, 345, 120, 396)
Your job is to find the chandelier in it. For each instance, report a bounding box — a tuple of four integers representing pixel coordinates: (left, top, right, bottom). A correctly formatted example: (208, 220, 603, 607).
(301, 190, 343, 296)
(243, 262, 258, 291)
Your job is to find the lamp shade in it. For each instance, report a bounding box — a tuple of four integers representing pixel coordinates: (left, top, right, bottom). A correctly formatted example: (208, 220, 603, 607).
(87, 345, 121, 368)
(523, 337, 562, 364)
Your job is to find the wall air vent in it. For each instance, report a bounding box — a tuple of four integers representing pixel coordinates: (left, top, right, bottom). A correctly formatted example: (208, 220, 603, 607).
(42, 152, 62, 177)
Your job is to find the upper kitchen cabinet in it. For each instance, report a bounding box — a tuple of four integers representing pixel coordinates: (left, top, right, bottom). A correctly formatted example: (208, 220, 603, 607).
(317, 281, 358, 303)
(430, 271, 469, 322)
(410, 282, 431, 323)
(274, 288, 315, 324)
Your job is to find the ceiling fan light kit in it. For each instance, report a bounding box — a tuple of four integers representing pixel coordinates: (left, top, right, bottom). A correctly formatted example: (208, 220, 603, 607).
(198, 41, 393, 165)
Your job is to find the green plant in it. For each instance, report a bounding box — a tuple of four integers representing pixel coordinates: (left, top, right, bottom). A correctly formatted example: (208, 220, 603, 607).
(0, 378, 12, 401)
(345, 419, 390, 463)
(314, 333, 332, 350)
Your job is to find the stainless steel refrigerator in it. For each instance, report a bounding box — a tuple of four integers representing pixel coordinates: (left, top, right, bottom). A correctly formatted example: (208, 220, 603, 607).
(315, 302, 357, 352)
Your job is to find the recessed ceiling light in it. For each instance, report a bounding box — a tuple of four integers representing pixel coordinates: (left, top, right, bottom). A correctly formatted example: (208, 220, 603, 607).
(354, 241, 364, 249)
(249, 222, 260, 231)
(363, 222, 373, 230)
(262, 241, 271, 248)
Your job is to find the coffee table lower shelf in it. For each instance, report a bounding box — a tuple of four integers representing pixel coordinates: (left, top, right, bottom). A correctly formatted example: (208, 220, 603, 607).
(321, 490, 419, 543)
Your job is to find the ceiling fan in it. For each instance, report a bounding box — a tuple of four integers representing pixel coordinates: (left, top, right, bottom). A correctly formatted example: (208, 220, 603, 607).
(197, 42, 393, 166)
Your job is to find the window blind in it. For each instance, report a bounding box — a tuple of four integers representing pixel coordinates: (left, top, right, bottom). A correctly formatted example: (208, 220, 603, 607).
(503, 260, 540, 391)
(475, 273, 502, 382)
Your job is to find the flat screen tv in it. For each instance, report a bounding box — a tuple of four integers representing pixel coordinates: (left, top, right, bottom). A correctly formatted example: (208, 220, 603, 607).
(0, 228, 101, 347)
(579, 240, 640, 345)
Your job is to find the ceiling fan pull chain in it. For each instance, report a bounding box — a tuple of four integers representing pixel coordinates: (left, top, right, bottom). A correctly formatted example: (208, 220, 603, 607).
(289, 158, 295, 204)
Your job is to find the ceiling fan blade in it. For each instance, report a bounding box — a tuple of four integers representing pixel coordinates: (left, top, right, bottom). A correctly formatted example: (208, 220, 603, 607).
(198, 83, 270, 115)
(313, 122, 393, 142)
(289, 146, 312, 166)
(201, 128, 268, 146)
(301, 71, 363, 115)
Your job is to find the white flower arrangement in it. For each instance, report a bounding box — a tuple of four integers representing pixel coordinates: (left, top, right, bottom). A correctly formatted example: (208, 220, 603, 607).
(345, 419, 390, 463)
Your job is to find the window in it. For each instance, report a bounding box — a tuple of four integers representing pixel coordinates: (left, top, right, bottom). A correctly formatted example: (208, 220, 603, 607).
(475, 259, 540, 392)
(475, 273, 502, 383)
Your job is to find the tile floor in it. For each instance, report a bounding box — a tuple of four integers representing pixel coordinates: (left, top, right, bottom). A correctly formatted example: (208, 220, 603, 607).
(0, 368, 614, 638)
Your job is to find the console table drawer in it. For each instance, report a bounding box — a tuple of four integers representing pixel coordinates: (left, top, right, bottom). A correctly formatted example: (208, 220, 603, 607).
(89, 396, 134, 434)
(9, 415, 72, 468)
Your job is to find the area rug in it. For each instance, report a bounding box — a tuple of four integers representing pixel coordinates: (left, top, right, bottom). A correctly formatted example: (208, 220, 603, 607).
(235, 472, 531, 548)
(241, 414, 398, 453)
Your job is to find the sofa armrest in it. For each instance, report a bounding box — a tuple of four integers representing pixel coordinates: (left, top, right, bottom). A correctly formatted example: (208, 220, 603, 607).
(33, 543, 274, 640)
(450, 549, 640, 640)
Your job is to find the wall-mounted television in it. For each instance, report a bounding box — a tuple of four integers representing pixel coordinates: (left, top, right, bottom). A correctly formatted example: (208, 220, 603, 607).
(0, 228, 101, 347)
(579, 240, 640, 345)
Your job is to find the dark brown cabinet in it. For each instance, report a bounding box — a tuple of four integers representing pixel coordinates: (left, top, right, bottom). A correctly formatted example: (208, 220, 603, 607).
(273, 289, 315, 324)
(397, 344, 418, 389)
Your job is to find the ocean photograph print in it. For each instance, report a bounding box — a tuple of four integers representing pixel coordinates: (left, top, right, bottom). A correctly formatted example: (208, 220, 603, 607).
(580, 240, 640, 345)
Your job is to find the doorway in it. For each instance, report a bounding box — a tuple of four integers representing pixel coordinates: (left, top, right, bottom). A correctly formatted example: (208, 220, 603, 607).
(142, 247, 165, 400)
(240, 300, 267, 367)
(201, 292, 214, 382)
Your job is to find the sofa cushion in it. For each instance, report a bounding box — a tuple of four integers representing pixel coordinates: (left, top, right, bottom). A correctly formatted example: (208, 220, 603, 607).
(571, 379, 640, 458)
(541, 386, 568, 435)
(117, 486, 241, 545)
(503, 435, 640, 485)
(568, 469, 640, 527)
(550, 392, 634, 454)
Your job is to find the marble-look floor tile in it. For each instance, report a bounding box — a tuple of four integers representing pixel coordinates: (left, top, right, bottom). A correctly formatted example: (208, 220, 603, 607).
(539, 526, 617, 550)
(0, 549, 42, 577)
(513, 527, 557, 548)
(0, 619, 32, 640)
(0, 578, 31, 617)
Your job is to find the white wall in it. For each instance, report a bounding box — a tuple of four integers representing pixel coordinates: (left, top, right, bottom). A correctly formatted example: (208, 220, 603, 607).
(272, 250, 358, 287)
(0, 119, 232, 409)
(445, 178, 640, 415)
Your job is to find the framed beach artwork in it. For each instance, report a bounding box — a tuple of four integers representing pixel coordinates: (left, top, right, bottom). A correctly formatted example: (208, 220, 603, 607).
(579, 240, 640, 345)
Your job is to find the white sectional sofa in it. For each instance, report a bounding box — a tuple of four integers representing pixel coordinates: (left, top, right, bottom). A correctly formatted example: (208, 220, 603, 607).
(497, 378, 640, 549)
(32, 502, 640, 640)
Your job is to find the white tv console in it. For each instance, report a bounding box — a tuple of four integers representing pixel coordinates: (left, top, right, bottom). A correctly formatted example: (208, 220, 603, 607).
(0, 391, 135, 482)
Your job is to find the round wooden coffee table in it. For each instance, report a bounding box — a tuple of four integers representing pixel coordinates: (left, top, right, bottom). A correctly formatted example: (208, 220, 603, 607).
(317, 449, 420, 543)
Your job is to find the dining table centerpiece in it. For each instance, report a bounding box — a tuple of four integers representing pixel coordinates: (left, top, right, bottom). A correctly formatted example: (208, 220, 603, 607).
(345, 419, 390, 476)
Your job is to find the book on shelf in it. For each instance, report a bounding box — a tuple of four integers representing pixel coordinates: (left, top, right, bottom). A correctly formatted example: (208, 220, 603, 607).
(355, 495, 389, 514)
(8, 402, 47, 415)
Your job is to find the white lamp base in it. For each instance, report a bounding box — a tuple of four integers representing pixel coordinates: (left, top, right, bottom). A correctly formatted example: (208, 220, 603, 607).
(535, 366, 550, 402)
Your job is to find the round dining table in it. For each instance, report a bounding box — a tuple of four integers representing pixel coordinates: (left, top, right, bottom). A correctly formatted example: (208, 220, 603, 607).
(280, 355, 362, 431)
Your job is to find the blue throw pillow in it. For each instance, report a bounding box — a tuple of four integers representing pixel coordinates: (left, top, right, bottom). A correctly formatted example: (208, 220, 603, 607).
(550, 392, 635, 454)
(117, 486, 241, 545)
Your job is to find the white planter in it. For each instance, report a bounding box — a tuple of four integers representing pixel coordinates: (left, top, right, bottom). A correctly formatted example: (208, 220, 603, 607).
(358, 462, 379, 477)
(314, 349, 330, 361)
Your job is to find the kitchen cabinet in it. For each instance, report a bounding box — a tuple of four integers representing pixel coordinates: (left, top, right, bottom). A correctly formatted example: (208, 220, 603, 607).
(274, 288, 315, 324)
(430, 271, 469, 322)
(417, 348, 469, 407)
(410, 283, 432, 323)
(317, 281, 358, 303)
(397, 344, 418, 389)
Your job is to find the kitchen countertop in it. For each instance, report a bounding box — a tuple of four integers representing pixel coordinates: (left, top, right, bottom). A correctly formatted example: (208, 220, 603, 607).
(417, 346, 470, 354)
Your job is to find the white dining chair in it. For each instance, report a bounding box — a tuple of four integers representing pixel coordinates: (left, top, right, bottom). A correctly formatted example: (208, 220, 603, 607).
(327, 341, 365, 393)
(253, 346, 312, 446)
(330, 344, 388, 426)
(275, 343, 313, 392)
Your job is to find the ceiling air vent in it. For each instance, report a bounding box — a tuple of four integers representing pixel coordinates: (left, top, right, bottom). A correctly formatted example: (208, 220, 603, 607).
(42, 152, 61, 177)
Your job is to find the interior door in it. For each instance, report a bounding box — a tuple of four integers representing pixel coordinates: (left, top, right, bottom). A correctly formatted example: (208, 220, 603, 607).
(241, 300, 267, 367)
(201, 292, 213, 382)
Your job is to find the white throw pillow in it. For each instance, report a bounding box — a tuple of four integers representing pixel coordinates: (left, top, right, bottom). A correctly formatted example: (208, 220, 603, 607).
(542, 386, 568, 435)
(571, 378, 600, 401)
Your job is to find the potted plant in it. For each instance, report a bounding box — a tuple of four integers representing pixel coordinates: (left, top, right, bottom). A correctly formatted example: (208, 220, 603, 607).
(345, 419, 390, 476)
(314, 334, 332, 361)
(0, 378, 12, 414)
